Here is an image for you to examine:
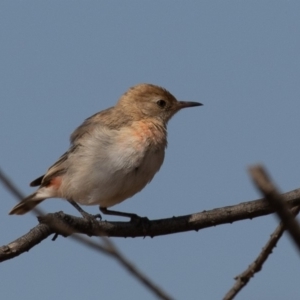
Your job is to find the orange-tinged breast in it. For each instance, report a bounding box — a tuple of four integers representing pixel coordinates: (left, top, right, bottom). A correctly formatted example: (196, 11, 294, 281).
(131, 120, 166, 145)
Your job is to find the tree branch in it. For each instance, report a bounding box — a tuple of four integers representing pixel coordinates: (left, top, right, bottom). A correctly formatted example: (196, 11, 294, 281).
(223, 205, 300, 300)
(72, 235, 174, 300)
(2, 187, 300, 262)
(223, 165, 300, 300)
(250, 165, 300, 251)
(0, 168, 173, 300)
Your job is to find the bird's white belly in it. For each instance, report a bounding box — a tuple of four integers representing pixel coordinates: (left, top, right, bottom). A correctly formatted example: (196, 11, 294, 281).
(65, 127, 165, 207)
(93, 148, 164, 207)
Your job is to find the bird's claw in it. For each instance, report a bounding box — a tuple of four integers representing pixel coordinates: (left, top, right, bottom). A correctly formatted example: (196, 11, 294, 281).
(130, 215, 151, 234)
(81, 211, 102, 222)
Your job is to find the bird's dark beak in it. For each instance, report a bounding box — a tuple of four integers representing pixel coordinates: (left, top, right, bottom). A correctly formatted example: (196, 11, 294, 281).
(178, 101, 203, 109)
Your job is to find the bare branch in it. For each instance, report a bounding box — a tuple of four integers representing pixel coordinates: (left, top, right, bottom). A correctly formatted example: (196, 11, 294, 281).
(3, 165, 300, 299)
(0, 223, 173, 300)
(223, 205, 300, 300)
(1, 187, 300, 263)
(249, 165, 300, 251)
(223, 165, 300, 300)
(72, 235, 174, 300)
(0, 168, 24, 199)
(0, 223, 53, 261)
(0, 168, 173, 300)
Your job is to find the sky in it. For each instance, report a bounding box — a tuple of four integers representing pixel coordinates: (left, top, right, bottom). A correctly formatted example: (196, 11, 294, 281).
(1, 1, 300, 299)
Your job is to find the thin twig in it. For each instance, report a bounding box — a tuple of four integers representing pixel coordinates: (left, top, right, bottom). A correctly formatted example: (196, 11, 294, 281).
(223, 205, 300, 300)
(250, 165, 300, 251)
(0, 168, 26, 200)
(72, 235, 174, 300)
(0, 167, 173, 300)
(2, 188, 300, 262)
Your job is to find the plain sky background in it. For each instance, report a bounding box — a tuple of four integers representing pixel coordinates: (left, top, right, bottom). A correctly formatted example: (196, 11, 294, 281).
(1, 1, 300, 299)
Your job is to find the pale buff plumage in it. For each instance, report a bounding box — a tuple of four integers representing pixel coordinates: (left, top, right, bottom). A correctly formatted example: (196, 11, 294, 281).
(9, 83, 202, 218)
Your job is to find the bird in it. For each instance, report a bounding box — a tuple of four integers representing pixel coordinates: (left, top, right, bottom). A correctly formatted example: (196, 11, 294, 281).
(9, 83, 202, 220)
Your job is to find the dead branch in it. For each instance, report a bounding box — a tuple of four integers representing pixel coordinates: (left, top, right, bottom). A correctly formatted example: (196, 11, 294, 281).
(250, 165, 300, 251)
(0, 168, 173, 300)
(223, 206, 300, 300)
(1, 187, 300, 262)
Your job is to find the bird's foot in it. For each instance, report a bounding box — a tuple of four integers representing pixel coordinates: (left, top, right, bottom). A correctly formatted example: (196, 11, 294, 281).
(67, 199, 102, 222)
(130, 214, 149, 224)
(130, 215, 151, 236)
(81, 211, 102, 222)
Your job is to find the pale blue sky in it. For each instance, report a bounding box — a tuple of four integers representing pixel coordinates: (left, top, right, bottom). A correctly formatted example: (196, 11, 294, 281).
(1, 1, 300, 299)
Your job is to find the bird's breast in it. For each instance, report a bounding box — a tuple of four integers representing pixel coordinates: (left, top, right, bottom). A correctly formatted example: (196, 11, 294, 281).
(111, 120, 167, 171)
(66, 120, 167, 206)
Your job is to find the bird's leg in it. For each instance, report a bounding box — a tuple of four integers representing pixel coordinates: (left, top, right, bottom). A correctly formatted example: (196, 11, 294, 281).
(100, 206, 138, 219)
(100, 207, 149, 224)
(67, 199, 102, 220)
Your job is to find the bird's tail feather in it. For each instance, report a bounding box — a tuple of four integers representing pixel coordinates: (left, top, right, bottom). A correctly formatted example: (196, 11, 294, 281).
(9, 192, 45, 215)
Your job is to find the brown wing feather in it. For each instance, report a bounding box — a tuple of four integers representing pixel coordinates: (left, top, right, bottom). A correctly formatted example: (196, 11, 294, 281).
(70, 106, 133, 144)
(30, 145, 78, 188)
(30, 106, 133, 188)
(70, 108, 113, 144)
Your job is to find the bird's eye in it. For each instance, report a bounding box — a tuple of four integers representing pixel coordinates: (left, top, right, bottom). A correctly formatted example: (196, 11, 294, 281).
(156, 99, 166, 108)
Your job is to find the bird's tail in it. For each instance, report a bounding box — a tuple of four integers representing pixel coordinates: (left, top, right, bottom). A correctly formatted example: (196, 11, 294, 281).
(9, 192, 45, 215)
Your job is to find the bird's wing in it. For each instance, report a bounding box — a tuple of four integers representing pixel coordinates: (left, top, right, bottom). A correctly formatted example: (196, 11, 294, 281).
(30, 144, 78, 187)
(30, 106, 133, 187)
(70, 106, 135, 144)
(70, 107, 115, 144)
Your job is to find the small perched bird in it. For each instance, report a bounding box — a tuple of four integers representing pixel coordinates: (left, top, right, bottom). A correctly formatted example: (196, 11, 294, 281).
(9, 83, 202, 219)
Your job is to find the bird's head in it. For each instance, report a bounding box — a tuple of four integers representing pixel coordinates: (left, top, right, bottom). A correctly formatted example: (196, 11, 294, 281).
(117, 83, 202, 124)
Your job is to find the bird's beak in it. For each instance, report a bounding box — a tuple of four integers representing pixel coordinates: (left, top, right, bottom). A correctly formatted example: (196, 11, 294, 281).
(177, 101, 203, 109)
